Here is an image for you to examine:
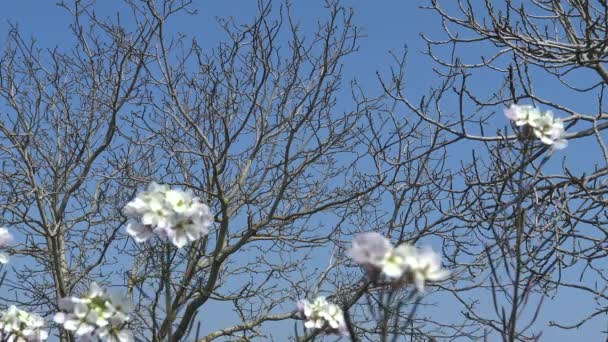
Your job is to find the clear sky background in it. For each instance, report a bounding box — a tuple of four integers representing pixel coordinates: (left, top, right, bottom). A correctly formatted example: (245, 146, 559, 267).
(1, 1, 605, 341)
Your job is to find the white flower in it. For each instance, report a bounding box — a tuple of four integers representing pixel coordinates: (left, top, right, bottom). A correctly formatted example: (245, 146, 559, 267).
(348, 233, 448, 291)
(0, 305, 48, 341)
(123, 183, 213, 248)
(164, 189, 194, 214)
(533, 117, 568, 149)
(0, 252, 9, 264)
(100, 328, 133, 342)
(122, 197, 148, 217)
(380, 244, 416, 279)
(347, 232, 392, 272)
(55, 283, 132, 341)
(170, 203, 213, 248)
(297, 297, 348, 335)
(0, 227, 13, 264)
(318, 303, 346, 331)
(504, 104, 539, 126)
(348, 232, 412, 280)
(0, 228, 11, 245)
(125, 223, 153, 243)
(402, 247, 449, 292)
(140, 195, 174, 229)
(504, 104, 568, 149)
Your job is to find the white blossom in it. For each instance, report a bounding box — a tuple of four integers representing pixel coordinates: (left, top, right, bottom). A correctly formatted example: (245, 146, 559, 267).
(123, 182, 213, 248)
(504, 104, 567, 149)
(347, 232, 392, 273)
(54, 283, 132, 342)
(297, 297, 348, 335)
(348, 233, 448, 291)
(124, 223, 153, 243)
(401, 247, 449, 292)
(0, 305, 48, 342)
(0, 227, 13, 264)
(530, 114, 568, 149)
(504, 104, 540, 127)
(380, 244, 416, 279)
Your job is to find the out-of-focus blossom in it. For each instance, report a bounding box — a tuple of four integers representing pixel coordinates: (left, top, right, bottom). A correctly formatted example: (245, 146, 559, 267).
(504, 104, 567, 149)
(123, 182, 214, 248)
(381, 244, 416, 279)
(54, 283, 132, 342)
(0, 305, 48, 342)
(348, 233, 448, 291)
(297, 297, 348, 336)
(347, 232, 392, 274)
(401, 247, 450, 292)
(0, 227, 13, 264)
(504, 104, 540, 127)
(528, 112, 568, 149)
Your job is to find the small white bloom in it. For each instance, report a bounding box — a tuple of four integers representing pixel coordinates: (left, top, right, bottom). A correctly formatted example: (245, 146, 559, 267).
(348, 232, 392, 270)
(140, 196, 174, 228)
(545, 119, 568, 149)
(349, 233, 448, 291)
(297, 297, 347, 335)
(402, 247, 449, 292)
(164, 189, 194, 214)
(124, 183, 213, 248)
(170, 215, 212, 248)
(0, 252, 9, 264)
(319, 303, 346, 330)
(348, 232, 412, 280)
(0, 227, 13, 264)
(0, 227, 12, 245)
(122, 197, 149, 216)
(125, 223, 153, 243)
(55, 283, 132, 340)
(504, 104, 539, 127)
(504, 104, 568, 149)
(381, 243, 416, 279)
(101, 328, 134, 342)
(0, 305, 48, 341)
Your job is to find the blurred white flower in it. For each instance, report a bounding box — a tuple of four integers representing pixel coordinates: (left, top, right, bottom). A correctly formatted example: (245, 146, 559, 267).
(164, 189, 194, 214)
(381, 244, 416, 279)
(504, 104, 539, 127)
(347, 232, 392, 273)
(54, 283, 132, 341)
(124, 223, 153, 243)
(0, 227, 13, 264)
(402, 247, 449, 292)
(318, 303, 346, 332)
(298, 297, 327, 329)
(0, 228, 11, 245)
(297, 297, 348, 336)
(0, 252, 8, 264)
(504, 104, 567, 149)
(0, 305, 48, 342)
(123, 182, 213, 248)
(99, 328, 133, 342)
(348, 233, 448, 291)
(532, 115, 568, 149)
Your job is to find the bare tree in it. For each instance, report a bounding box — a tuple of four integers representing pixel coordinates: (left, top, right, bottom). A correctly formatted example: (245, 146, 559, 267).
(0, 0, 166, 340)
(384, 0, 608, 340)
(5, 0, 607, 341)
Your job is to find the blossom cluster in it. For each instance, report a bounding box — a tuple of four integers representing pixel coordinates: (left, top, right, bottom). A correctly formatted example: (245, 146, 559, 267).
(297, 297, 348, 336)
(54, 283, 132, 342)
(0, 306, 48, 342)
(504, 104, 567, 149)
(124, 182, 213, 248)
(0, 227, 12, 264)
(348, 232, 448, 292)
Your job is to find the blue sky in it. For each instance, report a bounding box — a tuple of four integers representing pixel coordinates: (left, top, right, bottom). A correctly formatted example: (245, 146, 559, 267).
(1, 1, 605, 341)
